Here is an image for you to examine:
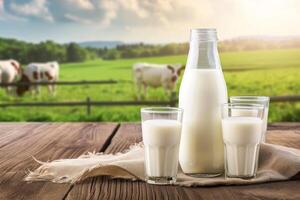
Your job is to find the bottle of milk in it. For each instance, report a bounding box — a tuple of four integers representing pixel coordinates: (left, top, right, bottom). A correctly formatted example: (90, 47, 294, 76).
(179, 28, 228, 177)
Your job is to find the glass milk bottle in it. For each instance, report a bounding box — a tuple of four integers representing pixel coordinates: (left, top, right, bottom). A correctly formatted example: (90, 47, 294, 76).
(179, 28, 228, 177)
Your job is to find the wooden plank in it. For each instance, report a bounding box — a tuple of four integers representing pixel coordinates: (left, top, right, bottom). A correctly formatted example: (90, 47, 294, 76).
(268, 123, 300, 130)
(267, 131, 300, 149)
(67, 123, 300, 200)
(0, 123, 43, 149)
(0, 123, 119, 200)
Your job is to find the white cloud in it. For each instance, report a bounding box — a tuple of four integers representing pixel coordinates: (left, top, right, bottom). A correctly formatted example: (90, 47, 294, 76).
(0, 0, 27, 21)
(92, 0, 205, 27)
(10, 0, 53, 22)
(97, 0, 118, 27)
(65, 0, 94, 10)
(118, 0, 149, 18)
(65, 13, 93, 24)
(3, 0, 300, 42)
(0, 0, 3, 15)
(5, 0, 204, 27)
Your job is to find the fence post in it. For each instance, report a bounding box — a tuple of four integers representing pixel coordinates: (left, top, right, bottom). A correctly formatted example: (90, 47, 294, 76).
(86, 97, 91, 115)
(170, 92, 177, 107)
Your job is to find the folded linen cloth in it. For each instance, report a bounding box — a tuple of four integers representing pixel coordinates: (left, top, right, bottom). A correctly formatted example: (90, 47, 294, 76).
(25, 143, 300, 186)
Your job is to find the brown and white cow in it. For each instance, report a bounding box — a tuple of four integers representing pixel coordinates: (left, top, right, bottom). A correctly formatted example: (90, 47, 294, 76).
(0, 59, 21, 94)
(16, 62, 59, 96)
(133, 63, 184, 100)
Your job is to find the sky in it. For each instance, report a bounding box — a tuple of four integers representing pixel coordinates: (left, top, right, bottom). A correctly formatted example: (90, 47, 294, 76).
(0, 0, 300, 43)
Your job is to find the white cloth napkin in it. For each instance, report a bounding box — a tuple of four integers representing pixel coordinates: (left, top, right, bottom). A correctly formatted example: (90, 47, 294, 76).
(25, 143, 300, 186)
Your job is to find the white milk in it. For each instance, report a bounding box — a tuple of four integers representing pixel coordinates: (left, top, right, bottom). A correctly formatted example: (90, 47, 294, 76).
(231, 107, 268, 142)
(231, 109, 258, 117)
(179, 69, 227, 175)
(222, 117, 263, 177)
(142, 119, 182, 177)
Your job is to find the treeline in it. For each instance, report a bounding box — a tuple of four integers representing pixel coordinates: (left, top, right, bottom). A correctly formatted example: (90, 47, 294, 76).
(0, 37, 189, 62)
(219, 38, 300, 51)
(1, 37, 300, 63)
(102, 43, 188, 60)
(0, 38, 105, 64)
(101, 38, 300, 60)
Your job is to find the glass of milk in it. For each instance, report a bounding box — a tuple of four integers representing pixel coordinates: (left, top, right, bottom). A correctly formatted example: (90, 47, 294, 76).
(230, 96, 269, 142)
(221, 103, 264, 179)
(141, 107, 183, 185)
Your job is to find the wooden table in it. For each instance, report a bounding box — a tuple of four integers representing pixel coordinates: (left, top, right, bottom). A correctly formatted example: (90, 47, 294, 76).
(0, 123, 299, 200)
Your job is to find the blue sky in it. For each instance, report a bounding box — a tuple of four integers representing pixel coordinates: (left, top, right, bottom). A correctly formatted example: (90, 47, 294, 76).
(0, 0, 299, 43)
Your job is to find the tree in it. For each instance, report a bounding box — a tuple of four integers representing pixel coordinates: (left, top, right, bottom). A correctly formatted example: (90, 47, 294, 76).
(102, 49, 119, 60)
(66, 43, 87, 62)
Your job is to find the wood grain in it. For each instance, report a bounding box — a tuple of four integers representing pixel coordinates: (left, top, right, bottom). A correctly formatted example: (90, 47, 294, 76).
(268, 123, 300, 130)
(0, 123, 118, 200)
(66, 123, 142, 200)
(0, 123, 299, 200)
(66, 123, 300, 200)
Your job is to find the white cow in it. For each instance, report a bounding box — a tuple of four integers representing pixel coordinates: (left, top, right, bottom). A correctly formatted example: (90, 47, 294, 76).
(0, 59, 21, 94)
(133, 63, 184, 100)
(16, 61, 59, 96)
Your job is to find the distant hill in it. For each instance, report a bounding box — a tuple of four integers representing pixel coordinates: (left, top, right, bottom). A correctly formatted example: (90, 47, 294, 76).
(78, 41, 124, 49)
(231, 35, 300, 41)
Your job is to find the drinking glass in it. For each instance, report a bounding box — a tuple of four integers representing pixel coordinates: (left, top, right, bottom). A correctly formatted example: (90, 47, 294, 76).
(230, 96, 269, 142)
(221, 103, 264, 179)
(141, 107, 183, 185)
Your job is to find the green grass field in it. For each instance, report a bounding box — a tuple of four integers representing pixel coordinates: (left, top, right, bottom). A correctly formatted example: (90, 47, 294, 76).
(0, 48, 299, 122)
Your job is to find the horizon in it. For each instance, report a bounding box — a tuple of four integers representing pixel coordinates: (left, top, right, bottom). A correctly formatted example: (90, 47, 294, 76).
(1, 34, 300, 45)
(1, 0, 300, 43)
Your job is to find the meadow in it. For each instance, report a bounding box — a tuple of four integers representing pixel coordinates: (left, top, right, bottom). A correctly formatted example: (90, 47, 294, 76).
(0, 48, 299, 122)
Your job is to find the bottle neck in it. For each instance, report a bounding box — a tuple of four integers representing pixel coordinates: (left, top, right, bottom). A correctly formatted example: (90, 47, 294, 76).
(186, 30, 221, 70)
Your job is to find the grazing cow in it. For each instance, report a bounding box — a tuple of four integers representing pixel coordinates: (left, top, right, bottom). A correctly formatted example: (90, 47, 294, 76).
(133, 63, 184, 100)
(16, 61, 59, 96)
(0, 59, 21, 94)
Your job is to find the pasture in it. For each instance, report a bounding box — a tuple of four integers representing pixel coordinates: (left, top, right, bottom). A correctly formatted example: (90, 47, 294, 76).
(0, 48, 299, 122)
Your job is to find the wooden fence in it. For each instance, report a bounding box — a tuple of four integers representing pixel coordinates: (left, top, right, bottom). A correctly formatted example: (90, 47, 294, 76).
(0, 97, 177, 115)
(0, 95, 299, 115)
(0, 80, 299, 115)
(0, 80, 118, 86)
